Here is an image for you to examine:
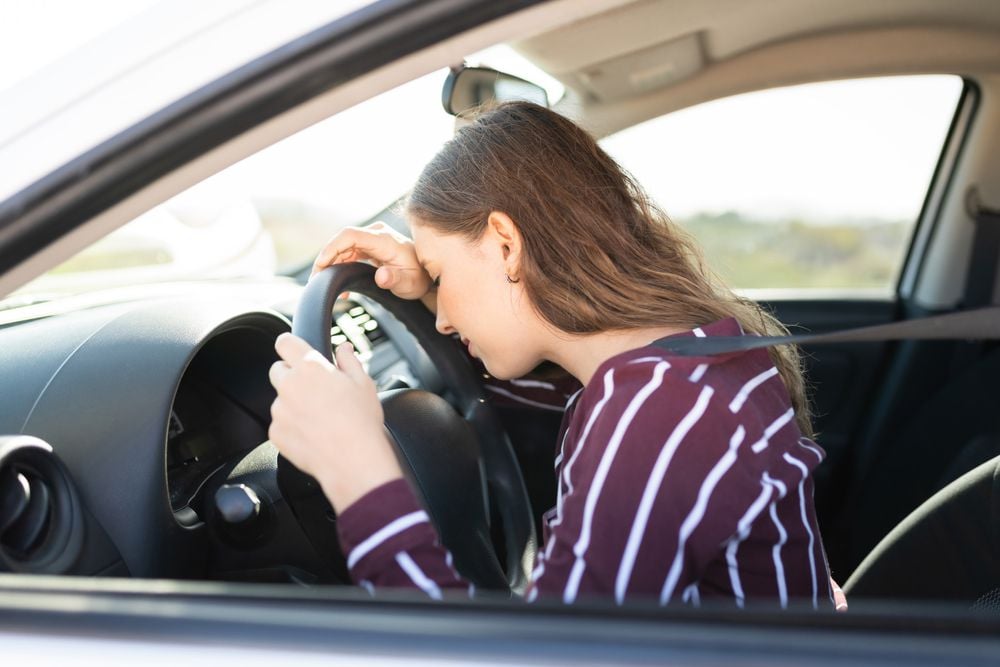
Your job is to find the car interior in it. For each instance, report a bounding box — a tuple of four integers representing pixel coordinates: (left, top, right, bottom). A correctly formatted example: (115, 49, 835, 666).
(2, 0, 1000, 618)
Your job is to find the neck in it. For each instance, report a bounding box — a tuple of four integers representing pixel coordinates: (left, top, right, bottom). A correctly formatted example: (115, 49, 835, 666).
(546, 325, 690, 385)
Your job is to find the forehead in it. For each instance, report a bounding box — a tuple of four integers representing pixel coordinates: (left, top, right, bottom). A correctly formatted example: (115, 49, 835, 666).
(410, 222, 479, 264)
(408, 221, 439, 262)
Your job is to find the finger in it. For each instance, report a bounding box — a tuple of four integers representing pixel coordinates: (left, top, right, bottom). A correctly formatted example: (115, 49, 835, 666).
(313, 228, 399, 272)
(275, 332, 318, 366)
(831, 579, 848, 612)
(376, 264, 432, 298)
(312, 248, 356, 277)
(374, 265, 395, 289)
(394, 267, 433, 299)
(313, 230, 359, 270)
(268, 360, 290, 389)
(334, 342, 368, 384)
(268, 400, 287, 444)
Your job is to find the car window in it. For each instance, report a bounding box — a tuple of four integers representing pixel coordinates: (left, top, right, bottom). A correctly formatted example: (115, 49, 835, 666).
(600, 76, 963, 296)
(0, 0, 376, 206)
(3, 43, 557, 304)
(4, 67, 455, 302)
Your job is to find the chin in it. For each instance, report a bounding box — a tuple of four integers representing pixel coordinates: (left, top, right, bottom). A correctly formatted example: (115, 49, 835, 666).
(482, 353, 538, 381)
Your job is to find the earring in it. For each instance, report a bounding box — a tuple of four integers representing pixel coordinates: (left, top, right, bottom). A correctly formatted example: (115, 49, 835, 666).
(505, 273, 520, 284)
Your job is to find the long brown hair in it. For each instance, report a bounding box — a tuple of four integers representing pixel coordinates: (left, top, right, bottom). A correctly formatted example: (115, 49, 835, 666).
(405, 101, 813, 437)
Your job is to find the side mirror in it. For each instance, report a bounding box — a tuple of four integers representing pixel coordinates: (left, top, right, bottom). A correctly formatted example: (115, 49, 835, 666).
(442, 66, 549, 117)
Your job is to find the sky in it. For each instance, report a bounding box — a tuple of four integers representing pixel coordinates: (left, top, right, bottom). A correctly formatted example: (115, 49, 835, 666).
(0, 1, 964, 227)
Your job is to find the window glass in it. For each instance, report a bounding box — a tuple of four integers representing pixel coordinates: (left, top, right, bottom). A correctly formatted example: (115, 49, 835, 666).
(600, 76, 963, 293)
(10, 67, 456, 299)
(7, 43, 546, 303)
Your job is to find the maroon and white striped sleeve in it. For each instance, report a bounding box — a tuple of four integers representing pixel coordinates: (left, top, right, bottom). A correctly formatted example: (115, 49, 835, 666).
(336, 478, 471, 598)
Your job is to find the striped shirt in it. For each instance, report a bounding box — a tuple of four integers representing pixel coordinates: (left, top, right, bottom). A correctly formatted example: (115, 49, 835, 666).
(337, 317, 835, 608)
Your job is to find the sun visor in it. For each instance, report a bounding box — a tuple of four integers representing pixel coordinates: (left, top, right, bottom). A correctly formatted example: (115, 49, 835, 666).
(569, 32, 704, 102)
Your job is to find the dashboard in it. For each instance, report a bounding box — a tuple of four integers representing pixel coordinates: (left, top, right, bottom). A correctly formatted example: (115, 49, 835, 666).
(0, 280, 429, 580)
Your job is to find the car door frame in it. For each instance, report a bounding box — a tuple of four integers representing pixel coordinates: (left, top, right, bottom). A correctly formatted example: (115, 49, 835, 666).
(0, 0, 998, 658)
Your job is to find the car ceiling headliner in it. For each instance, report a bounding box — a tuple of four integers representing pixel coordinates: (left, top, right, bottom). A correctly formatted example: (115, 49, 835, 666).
(519, 0, 1000, 77)
(515, 0, 1000, 133)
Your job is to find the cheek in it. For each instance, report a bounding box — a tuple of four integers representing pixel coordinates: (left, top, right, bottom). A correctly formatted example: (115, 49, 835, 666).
(440, 281, 479, 328)
(454, 268, 502, 323)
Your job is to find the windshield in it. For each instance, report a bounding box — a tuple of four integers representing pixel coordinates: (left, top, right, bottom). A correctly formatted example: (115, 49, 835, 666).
(3, 42, 561, 307)
(3, 69, 453, 306)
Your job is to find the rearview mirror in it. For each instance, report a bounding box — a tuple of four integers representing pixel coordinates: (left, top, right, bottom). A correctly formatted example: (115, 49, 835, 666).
(442, 66, 549, 117)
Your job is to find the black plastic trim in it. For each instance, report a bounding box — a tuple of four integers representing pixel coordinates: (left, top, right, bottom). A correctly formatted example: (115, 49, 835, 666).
(0, 578, 999, 665)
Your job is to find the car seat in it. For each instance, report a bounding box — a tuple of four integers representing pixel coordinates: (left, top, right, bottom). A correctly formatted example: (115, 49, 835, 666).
(843, 453, 1000, 607)
(842, 345, 1000, 571)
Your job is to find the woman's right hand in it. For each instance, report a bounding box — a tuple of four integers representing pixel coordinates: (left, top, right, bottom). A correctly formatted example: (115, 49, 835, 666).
(312, 221, 432, 300)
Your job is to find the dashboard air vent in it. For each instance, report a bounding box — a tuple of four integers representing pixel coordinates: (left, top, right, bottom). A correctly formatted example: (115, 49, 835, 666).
(0, 435, 83, 573)
(0, 463, 52, 558)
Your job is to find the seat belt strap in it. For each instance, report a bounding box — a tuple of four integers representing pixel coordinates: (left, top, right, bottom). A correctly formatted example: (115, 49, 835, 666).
(653, 306, 1000, 356)
(963, 204, 1000, 308)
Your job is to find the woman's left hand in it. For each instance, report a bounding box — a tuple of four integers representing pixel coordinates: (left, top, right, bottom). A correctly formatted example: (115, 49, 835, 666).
(831, 577, 848, 612)
(268, 333, 403, 512)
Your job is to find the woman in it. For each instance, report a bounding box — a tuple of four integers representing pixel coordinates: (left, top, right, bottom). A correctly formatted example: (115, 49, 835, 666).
(268, 101, 839, 608)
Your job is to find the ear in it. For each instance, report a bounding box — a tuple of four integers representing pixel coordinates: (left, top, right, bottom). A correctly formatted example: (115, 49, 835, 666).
(486, 211, 522, 272)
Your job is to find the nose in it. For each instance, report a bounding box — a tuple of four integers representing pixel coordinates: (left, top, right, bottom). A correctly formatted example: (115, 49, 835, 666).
(435, 306, 455, 336)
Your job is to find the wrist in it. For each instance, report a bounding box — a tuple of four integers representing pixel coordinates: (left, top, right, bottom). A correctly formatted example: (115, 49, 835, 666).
(322, 469, 404, 514)
(317, 436, 405, 513)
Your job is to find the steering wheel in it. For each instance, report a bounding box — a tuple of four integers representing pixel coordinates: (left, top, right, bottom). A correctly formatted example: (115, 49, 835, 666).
(291, 263, 536, 593)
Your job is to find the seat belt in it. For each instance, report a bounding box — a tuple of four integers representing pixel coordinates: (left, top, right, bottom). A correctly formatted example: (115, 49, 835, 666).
(653, 305, 1000, 356)
(962, 191, 1000, 309)
(946, 194, 1000, 373)
(657, 191, 1000, 357)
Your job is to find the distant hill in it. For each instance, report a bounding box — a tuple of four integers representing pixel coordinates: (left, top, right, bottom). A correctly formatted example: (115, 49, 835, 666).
(677, 211, 910, 289)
